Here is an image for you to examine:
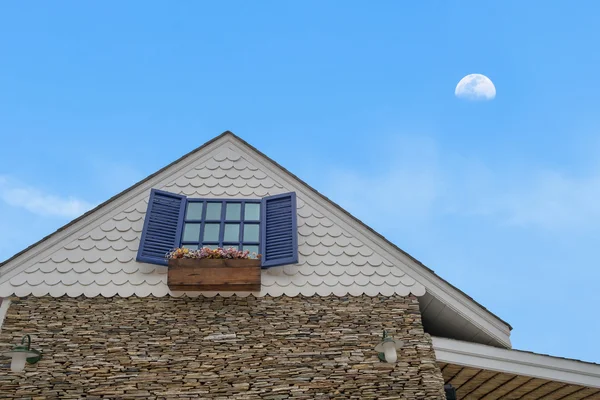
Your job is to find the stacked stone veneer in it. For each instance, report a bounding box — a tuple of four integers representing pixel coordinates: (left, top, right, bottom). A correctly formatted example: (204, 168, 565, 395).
(0, 295, 445, 399)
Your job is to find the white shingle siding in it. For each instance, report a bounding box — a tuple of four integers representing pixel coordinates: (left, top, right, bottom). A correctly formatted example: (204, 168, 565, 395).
(0, 145, 424, 298)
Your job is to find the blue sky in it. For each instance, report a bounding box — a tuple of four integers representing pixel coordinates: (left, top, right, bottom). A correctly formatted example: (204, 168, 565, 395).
(1, 2, 599, 362)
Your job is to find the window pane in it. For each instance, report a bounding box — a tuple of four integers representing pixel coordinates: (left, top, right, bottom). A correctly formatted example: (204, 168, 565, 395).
(182, 223, 201, 242)
(203, 223, 220, 242)
(205, 202, 222, 220)
(182, 244, 198, 250)
(186, 202, 203, 220)
(223, 244, 239, 251)
(224, 224, 240, 242)
(204, 244, 219, 250)
(243, 245, 259, 258)
(244, 203, 260, 220)
(225, 203, 241, 220)
(243, 224, 260, 242)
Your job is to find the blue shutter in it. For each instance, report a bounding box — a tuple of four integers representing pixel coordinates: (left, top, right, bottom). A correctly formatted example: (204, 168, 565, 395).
(260, 192, 298, 268)
(136, 189, 187, 266)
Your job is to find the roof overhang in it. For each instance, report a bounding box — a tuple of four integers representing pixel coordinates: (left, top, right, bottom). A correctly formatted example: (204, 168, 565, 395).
(433, 336, 600, 398)
(420, 292, 510, 349)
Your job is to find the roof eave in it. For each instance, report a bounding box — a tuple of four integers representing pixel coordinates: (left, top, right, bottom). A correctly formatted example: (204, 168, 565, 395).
(433, 336, 600, 389)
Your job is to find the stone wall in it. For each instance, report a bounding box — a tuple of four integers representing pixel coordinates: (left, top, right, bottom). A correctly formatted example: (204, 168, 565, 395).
(0, 295, 445, 399)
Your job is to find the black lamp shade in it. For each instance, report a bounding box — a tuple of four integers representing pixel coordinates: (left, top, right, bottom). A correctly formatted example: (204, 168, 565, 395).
(444, 383, 457, 400)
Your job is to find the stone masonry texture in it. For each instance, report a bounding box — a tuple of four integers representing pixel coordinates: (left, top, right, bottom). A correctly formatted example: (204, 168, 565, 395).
(0, 295, 445, 399)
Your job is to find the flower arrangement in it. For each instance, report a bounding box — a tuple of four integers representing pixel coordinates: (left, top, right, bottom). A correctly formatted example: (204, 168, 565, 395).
(166, 247, 260, 260)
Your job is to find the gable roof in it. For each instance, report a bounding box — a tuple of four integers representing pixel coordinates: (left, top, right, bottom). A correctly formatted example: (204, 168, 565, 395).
(0, 131, 512, 348)
(0, 134, 424, 300)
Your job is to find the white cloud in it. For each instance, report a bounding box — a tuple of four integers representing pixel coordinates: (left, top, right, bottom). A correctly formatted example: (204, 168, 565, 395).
(324, 135, 443, 226)
(455, 74, 496, 101)
(0, 176, 96, 218)
(323, 135, 600, 232)
(475, 170, 600, 230)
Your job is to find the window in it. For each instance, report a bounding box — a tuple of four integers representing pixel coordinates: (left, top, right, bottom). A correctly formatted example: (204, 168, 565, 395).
(136, 189, 298, 268)
(180, 200, 261, 257)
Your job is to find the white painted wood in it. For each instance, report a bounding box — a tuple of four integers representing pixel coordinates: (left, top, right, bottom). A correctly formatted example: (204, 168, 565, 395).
(0, 299, 10, 333)
(433, 336, 600, 389)
(0, 136, 423, 301)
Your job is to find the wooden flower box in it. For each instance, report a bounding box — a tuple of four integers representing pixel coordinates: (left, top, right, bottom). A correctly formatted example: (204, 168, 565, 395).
(167, 258, 261, 291)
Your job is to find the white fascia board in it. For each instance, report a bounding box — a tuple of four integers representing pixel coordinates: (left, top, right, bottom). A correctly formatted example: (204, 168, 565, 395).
(432, 336, 600, 389)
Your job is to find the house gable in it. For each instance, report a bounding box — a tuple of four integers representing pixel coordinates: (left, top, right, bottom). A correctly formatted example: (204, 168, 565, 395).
(0, 131, 511, 348)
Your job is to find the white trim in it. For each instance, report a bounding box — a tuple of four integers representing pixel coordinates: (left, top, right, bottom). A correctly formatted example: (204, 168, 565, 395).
(0, 133, 511, 348)
(0, 299, 10, 333)
(432, 336, 600, 389)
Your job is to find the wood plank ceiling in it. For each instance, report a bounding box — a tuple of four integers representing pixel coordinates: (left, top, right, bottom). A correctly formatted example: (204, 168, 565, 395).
(439, 362, 600, 399)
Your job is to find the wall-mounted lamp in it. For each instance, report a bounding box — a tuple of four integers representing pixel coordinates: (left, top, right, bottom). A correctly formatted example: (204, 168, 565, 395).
(444, 383, 457, 400)
(374, 330, 403, 363)
(2, 335, 42, 372)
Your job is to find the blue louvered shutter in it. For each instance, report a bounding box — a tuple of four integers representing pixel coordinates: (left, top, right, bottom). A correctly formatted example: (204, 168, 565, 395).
(260, 192, 298, 268)
(136, 189, 187, 266)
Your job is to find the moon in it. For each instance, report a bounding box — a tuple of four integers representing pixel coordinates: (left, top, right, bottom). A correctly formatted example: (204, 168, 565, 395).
(455, 74, 496, 101)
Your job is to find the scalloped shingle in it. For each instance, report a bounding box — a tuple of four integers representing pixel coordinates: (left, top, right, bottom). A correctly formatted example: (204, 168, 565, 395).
(0, 146, 424, 298)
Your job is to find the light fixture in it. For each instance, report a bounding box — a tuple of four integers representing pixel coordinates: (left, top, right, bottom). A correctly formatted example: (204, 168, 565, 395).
(444, 383, 457, 400)
(374, 330, 403, 363)
(2, 335, 42, 372)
